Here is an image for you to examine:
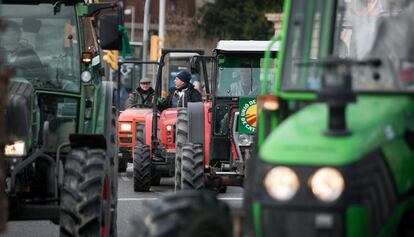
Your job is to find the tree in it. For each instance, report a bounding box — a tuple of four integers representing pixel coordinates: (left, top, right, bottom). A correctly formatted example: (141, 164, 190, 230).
(197, 0, 283, 40)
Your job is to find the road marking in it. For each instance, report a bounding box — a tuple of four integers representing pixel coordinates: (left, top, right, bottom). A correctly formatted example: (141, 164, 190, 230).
(118, 197, 243, 201)
(218, 197, 243, 201)
(118, 198, 159, 201)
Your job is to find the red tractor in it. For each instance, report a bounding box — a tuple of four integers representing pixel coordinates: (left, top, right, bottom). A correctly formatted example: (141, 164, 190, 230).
(118, 49, 211, 192)
(175, 41, 279, 192)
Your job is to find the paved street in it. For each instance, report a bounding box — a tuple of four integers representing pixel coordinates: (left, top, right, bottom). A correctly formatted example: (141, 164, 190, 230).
(1, 164, 244, 237)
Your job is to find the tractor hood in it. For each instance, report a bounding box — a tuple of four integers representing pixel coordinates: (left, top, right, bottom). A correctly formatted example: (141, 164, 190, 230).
(260, 96, 414, 166)
(158, 108, 178, 126)
(118, 108, 153, 123)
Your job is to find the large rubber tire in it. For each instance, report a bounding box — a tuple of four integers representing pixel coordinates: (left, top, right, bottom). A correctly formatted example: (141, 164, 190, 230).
(136, 122, 145, 145)
(60, 148, 111, 237)
(128, 191, 233, 237)
(174, 146, 182, 192)
(181, 143, 204, 190)
(175, 108, 188, 191)
(133, 144, 151, 192)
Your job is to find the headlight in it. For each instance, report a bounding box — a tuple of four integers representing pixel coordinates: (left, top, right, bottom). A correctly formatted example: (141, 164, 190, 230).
(166, 124, 173, 131)
(120, 123, 132, 131)
(81, 70, 92, 83)
(5, 140, 26, 156)
(309, 167, 345, 202)
(238, 134, 252, 146)
(264, 166, 300, 201)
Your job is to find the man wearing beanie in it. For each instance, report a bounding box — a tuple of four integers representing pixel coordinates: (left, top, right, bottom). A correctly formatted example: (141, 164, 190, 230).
(158, 70, 202, 111)
(125, 77, 155, 109)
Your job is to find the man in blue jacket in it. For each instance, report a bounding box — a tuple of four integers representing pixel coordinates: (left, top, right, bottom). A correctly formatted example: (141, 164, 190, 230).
(158, 70, 202, 111)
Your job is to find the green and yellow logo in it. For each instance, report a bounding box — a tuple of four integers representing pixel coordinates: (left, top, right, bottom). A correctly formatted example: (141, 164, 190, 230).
(238, 98, 257, 134)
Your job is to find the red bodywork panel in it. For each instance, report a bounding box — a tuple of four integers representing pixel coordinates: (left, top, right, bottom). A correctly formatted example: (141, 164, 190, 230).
(157, 108, 177, 150)
(203, 102, 212, 166)
(118, 108, 153, 154)
(229, 107, 240, 161)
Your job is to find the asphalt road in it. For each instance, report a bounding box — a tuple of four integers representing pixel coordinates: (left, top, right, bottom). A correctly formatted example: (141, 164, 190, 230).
(1, 164, 244, 237)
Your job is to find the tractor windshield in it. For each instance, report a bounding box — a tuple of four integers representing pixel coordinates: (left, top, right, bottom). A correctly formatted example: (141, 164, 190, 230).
(0, 4, 80, 92)
(281, 0, 414, 93)
(216, 55, 274, 97)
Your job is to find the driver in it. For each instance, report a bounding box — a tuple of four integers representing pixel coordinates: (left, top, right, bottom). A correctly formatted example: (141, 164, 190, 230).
(229, 68, 259, 96)
(124, 77, 155, 109)
(0, 20, 44, 79)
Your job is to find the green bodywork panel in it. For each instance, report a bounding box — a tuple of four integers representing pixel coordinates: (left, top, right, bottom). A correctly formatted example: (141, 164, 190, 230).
(260, 96, 414, 167)
(346, 206, 368, 237)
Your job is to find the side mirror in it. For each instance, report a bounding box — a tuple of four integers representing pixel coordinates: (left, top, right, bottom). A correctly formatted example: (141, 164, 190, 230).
(190, 57, 200, 74)
(99, 15, 121, 50)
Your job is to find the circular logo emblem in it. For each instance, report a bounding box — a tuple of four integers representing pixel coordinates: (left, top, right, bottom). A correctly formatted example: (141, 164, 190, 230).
(245, 104, 257, 127)
(239, 98, 257, 134)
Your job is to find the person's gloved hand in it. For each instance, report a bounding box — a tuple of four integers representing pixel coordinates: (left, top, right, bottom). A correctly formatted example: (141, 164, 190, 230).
(157, 97, 166, 103)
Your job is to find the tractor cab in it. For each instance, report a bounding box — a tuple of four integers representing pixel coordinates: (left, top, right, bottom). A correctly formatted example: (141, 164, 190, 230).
(247, 0, 414, 236)
(211, 41, 278, 166)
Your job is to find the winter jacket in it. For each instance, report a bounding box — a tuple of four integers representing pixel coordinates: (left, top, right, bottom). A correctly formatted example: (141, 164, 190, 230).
(158, 84, 202, 111)
(124, 87, 155, 109)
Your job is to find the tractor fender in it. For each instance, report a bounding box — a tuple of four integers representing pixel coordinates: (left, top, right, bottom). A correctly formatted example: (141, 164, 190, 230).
(188, 102, 211, 165)
(69, 134, 107, 150)
(187, 102, 205, 144)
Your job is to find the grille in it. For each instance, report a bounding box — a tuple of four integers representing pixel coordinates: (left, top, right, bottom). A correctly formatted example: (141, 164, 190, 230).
(119, 137, 132, 143)
(261, 209, 344, 237)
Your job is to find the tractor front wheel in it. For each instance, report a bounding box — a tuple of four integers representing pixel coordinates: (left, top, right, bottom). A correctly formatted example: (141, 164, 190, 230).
(181, 143, 204, 190)
(133, 144, 151, 192)
(128, 191, 233, 237)
(60, 148, 111, 237)
(175, 108, 189, 191)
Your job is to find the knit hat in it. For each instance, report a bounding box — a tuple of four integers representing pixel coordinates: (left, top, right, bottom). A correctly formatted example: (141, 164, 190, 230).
(176, 70, 192, 84)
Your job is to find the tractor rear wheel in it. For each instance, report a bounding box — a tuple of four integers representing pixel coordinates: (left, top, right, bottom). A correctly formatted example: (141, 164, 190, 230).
(128, 191, 233, 237)
(175, 108, 188, 191)
(60, 148, 111, 237)
(133, 144, 151, 192)
(181, 143, 204, 190)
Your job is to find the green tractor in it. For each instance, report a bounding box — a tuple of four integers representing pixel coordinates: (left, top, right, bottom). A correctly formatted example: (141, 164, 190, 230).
(245, 0, 414, 236)
(130, 0, 414, 236)
(1, 1, 126, 236)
